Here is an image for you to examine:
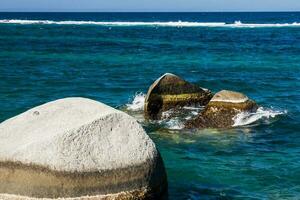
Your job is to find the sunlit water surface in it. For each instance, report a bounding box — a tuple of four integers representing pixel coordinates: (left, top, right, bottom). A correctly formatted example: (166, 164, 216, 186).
(0, 12, 299, 199)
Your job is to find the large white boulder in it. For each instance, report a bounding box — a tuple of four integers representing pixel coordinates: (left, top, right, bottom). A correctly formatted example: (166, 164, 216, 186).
(0, 97, 167, 199)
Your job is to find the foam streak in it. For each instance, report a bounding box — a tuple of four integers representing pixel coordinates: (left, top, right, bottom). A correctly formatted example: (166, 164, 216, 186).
(233, 107, 286, 127)
(1, 20, 300, 28)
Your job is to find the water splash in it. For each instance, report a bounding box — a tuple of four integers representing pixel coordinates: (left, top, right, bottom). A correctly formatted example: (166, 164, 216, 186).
(126, 92, 145, 111)
(125, 92, 287, 129)
(158, 106, 203, 130)
(233, 107, 287, 127)
(164, 118, 185, 130)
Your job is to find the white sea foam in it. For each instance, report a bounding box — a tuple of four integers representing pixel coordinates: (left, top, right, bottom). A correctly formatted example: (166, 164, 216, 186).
(183, 106, 203, 110)
(159, 106, 203, 130)
(126, 92, 145, 111)
(1, 19, 300, 28)
(233, 107, 286, 127)
(160, 106, 286, 129)
(125, 92, 286, 129)
(164, 118, 185, 130)
(161, 109, 175, 119)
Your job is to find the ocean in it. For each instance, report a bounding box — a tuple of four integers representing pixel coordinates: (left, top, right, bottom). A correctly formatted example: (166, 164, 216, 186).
(0, 12, 299, 199)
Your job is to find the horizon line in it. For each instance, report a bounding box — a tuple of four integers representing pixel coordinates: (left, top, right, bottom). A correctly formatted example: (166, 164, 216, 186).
(1, 10, 300, 13)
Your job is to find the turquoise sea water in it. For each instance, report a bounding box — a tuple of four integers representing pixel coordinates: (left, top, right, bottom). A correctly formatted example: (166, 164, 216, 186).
(0, 12, 300, 199)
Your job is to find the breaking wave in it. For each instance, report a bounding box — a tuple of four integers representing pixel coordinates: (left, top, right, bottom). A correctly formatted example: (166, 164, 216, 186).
(1, 19, 300, 28)
(233, 107, 287, 127)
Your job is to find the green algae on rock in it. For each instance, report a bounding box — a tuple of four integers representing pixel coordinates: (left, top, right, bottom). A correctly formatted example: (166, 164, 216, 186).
(185, 90, 258, 129)
(0, 98, 167, 199)
(144, 73, 213, 120)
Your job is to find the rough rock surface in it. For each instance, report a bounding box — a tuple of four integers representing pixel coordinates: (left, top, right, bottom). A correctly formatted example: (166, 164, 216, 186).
(144, 73, 213, 120)
(185, 90, 258, 128)
(0, 97, 167, 199)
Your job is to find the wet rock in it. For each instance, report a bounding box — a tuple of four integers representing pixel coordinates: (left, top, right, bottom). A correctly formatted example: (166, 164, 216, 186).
(0, 97, 167, 199)
(144, 73, 213, 120)
(185, 90, 258, 128)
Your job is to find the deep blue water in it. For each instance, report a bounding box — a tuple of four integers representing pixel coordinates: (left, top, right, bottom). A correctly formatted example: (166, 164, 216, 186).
(0, 12, 300, 199)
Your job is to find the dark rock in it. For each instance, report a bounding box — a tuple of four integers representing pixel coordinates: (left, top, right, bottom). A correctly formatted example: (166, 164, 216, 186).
(144, 73, 213, 120)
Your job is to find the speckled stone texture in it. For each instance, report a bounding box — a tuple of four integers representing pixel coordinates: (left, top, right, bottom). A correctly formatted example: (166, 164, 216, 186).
(0, 98, 167, 199)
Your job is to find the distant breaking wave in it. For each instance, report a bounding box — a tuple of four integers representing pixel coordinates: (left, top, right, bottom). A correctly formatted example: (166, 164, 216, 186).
(1, 19, 300, 28)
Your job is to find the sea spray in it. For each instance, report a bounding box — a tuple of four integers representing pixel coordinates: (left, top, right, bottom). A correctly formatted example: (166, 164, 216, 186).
(233, 107, 287, 127)
(126, 92, 146, 111)
(125, 93, 287, 129)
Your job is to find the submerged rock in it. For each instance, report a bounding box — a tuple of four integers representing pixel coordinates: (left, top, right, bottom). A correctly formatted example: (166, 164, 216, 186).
(144, 73, 213, 120)
(0, 98, 167, 199)
(185, 90, 258, 128)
